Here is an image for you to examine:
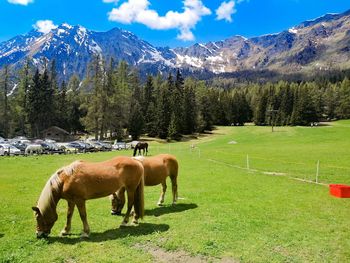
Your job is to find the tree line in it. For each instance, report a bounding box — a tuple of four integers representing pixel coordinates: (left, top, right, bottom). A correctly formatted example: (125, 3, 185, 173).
(0, 57, 350, 140)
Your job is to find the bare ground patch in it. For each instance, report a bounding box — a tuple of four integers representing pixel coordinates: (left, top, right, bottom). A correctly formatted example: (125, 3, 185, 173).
(134, 242, 238, 263)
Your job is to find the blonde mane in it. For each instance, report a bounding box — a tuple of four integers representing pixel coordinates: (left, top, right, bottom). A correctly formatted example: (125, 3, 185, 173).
(36, 172, 61, 223)
(36, 161, 81, 221)
(62, 160, 81, 176)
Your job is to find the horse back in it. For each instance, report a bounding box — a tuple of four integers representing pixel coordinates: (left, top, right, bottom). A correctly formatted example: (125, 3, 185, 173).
(143, 154, 178, 186)
(60, 157, 143, 200)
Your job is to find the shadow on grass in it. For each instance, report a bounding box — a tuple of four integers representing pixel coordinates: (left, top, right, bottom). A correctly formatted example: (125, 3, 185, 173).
(146, 203, 198, 217)
(0, 233, 4, 239)
(48, 223, 169, 244)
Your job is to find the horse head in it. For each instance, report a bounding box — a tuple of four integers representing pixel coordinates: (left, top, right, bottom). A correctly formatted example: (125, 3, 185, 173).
(32, 206, 58, 238)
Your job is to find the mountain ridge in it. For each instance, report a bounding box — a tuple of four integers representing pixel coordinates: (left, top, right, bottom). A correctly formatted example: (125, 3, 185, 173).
(1, 9, 350, 81)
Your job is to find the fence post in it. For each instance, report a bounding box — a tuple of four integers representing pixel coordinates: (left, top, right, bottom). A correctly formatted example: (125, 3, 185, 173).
(247, 154, 250, 170)
(316, 160, 320, 183)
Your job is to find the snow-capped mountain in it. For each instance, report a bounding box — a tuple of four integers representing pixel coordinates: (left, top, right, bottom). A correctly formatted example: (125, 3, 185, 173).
(1, 9, 350, 81)
(172, 9, 350, 74)
(0, 23, 176, 80)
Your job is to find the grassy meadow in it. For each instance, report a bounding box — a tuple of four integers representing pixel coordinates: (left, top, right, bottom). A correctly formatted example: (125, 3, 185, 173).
(1, 121, 350, 262)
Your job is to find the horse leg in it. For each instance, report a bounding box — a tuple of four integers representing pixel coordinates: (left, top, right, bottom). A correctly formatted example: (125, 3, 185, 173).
(171, 176, 178, 205)
(120, 189, 134, 227)
(60, 201, 75, 236)
(76, 200, 90, 238)
(157, 181, 167, 206)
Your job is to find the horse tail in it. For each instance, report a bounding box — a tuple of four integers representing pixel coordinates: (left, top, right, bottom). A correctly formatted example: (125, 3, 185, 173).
(133, 167, 144, 219)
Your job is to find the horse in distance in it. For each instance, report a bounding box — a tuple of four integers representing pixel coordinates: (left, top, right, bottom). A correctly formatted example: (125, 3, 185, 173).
(133, 142, 148, 157)
(111, 154, 178, 215)
(32, 156, 144, 238)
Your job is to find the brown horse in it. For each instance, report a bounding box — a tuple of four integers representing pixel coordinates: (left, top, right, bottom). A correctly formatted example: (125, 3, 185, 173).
(32, 156, 144, 238)
(111, 154, 178, 215)
(133, 142, 148, 157)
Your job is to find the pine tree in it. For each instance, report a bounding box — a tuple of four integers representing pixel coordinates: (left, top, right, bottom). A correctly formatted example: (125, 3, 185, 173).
(67, 75, 84, 134)
(1, 65, 10, 137)
(183, 78, 197, 134)
(27, 69, 42, 137)
(57, 81, 68, 130)
(254, 88, 268, 125)
(81, 55, 104, 139)
(128, 100, 144, 140)
(16, 59, 31, 135)
(173, 69, 185, 134)
(158, 74, 173, 139)
(324, 82, 339, 120)
(143, 74, 158, 136)
(167, 113, 178, 141)
(336, 77, 350, 118)
(40, 68, 55, 130)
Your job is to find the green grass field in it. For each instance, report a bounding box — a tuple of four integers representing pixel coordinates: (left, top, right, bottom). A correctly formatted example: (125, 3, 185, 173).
(1, 121, 350, 262)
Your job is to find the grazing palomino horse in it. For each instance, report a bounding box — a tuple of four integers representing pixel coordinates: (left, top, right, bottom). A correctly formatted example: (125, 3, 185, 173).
(32, 156, 144, 238)
(111, 154, 178, 215)
(133, 142, 148, 157)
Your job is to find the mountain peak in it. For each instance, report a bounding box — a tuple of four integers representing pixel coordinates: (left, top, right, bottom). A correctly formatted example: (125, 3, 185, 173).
(60, 23, 73, 29)
(1, 9, 350, 82)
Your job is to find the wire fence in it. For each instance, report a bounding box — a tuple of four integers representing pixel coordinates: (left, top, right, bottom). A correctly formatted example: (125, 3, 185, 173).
(151, 144, 350, 186)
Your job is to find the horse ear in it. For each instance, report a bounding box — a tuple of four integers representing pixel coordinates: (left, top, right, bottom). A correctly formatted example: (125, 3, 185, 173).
(32, 207, 40, 214)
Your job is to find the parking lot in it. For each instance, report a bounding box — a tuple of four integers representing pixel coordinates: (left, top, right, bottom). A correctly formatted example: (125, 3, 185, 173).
(0, 136, 135, 156)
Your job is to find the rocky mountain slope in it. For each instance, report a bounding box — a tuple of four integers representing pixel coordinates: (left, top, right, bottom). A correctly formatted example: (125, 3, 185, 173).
(0, 9, 350, 81)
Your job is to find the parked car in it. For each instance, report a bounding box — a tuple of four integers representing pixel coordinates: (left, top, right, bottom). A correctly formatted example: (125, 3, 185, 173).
(45, 139, 56, 143)
(0, 144, 21, 156)
(0, 136, 5, 143)
(67, 142, 86, 153)
(98, 141, 113, 151)
(40, 142, 65, 154)
(12, 136, 28, 141)
(57, 143, 78, 154)
(10, 141, 28, 153)
(15, 139, 31, 145)
(88, 141, 104, 151)
(48, 142, 65, 154)
(76, 141, 96, 152)
(112, 142, 130, 150)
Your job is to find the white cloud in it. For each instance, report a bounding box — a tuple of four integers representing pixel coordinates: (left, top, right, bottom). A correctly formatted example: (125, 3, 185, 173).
(102, 0, 118, 3)
(106, 0, 211, 41)
(33, 20, 58, 34)
(7, 0, 33, 5)
(216, 1, 236, 23)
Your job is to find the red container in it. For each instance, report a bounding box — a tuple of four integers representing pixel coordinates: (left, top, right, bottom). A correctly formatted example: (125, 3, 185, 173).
(329, 184, 350, 198)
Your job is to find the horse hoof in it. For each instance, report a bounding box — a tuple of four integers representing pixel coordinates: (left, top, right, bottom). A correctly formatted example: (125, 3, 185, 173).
(120, 221, 128, 228)
(111, 210, 121, 216)
(80, 232, 89, 239)
(157, 203, 163, 206)
(60, 230, 71, 236)
(131, 220, 139, 226)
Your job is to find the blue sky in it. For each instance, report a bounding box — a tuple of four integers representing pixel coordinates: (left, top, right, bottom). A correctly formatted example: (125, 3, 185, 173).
(0, 0, 349, 47)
